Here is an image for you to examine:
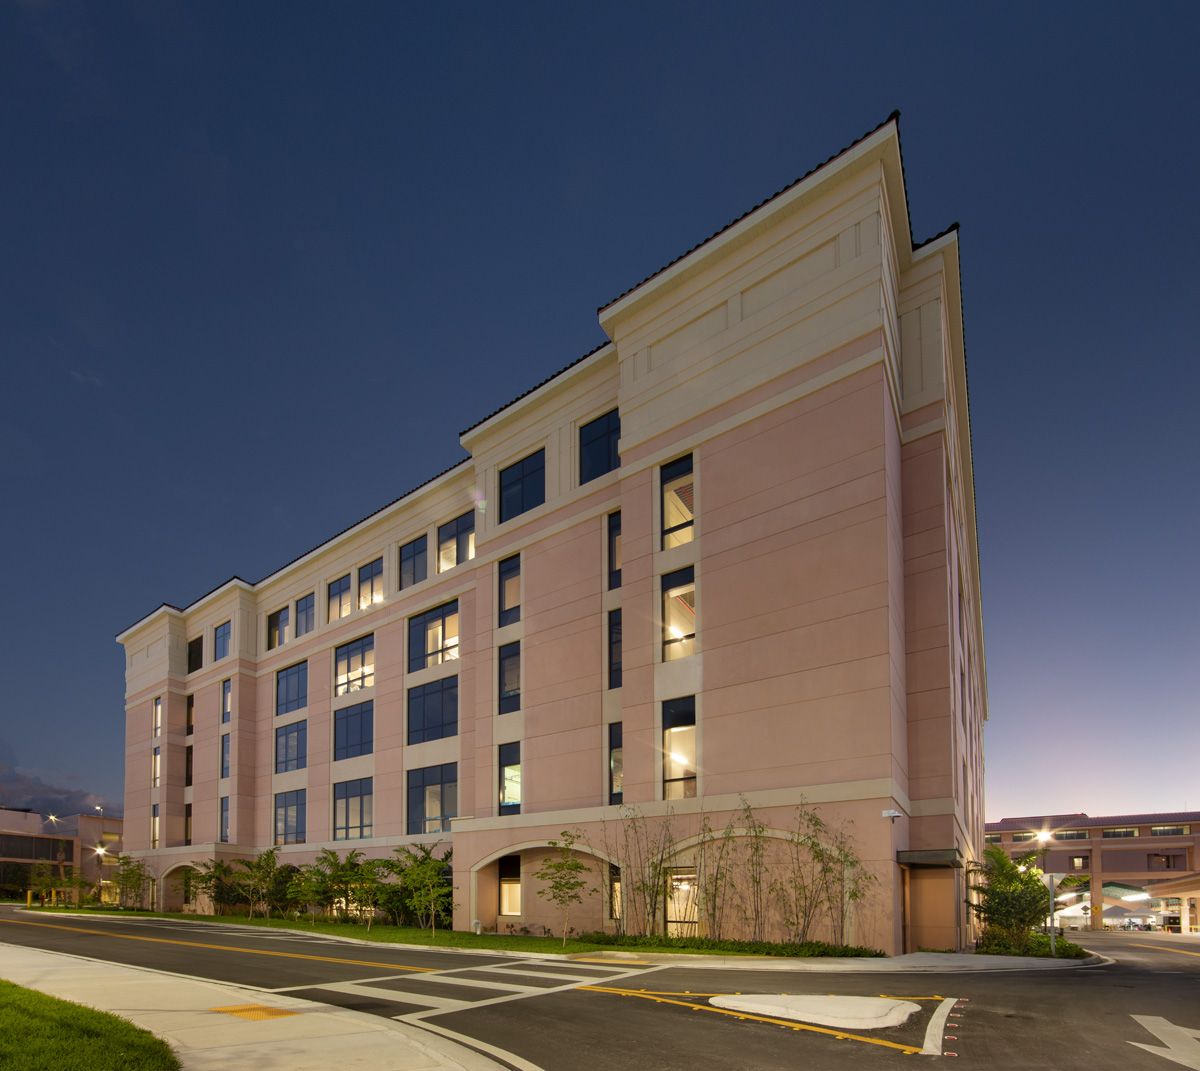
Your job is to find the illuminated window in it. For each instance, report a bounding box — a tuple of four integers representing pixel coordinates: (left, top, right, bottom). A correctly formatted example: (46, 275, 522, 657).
(1151, 825, 1189, 837)
(661, 455, 694, 549)
(274, 790, 305, 844)
(498, 642, 520, 714)
(221, 679, 232, 723)
(663, 697, 696, 800)
(498, 854, 521, 914)
(358, 557, 384, 610)
(333, 778, 373, 841)
(267, 606, 290, 649)
(1102, 827, 1138, 838)
(214, 621, 231, 661)
(275, 721, 306, 773)
(437, 513, 475, 573)
(408, 601, 459, 672)
(1070, 855, 1088, 871)
(1055, 830, 1088, 840)
(608, 512, 622, 589)
(499, 742, 521, 815)
(662, 566, 695, 661)
(400, 535, 427, 590)
(295, 594, 315, 637)
(1010, 832, 1037, 842)
(150, 804, 159, 849)
(276, 662, 308, 716)
(407, 764, 457, 834)
(187, 637, 203, 673)
(580, 409, 620, 484)
(609, 722, 623, 805)
(334, 635, 374, 696)
(334, 701, 373, 760)
(184, 803, 192, 846)
(328, 574, 352, 621)
(498, 555, 521, 627)
(151, 747, 160, 788)
(408, 677, 457, 744)
(608, 609, 622, 689)
(152, 697, 161, 736)
(499, 449, 545, 524)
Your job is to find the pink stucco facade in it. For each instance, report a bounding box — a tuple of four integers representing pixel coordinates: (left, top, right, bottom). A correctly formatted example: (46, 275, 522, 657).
(118, 117, 986, 954)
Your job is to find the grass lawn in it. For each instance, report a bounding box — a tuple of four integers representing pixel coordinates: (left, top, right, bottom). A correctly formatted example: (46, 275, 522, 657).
(0, 979, 180, 1071)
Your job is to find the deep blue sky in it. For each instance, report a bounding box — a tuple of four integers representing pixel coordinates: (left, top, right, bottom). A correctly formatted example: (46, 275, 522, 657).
(2, 2, 1196, 822)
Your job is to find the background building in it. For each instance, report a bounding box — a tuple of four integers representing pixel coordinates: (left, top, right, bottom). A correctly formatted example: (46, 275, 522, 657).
(118, 115, 985, 953)
(0, 807, 122, 902)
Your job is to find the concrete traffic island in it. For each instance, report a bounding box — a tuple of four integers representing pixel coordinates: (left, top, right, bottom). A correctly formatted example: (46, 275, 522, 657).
(710, 993, 921, 1029)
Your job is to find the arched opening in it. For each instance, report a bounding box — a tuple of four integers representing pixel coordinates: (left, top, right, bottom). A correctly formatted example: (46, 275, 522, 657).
(161, 864, 199, 913)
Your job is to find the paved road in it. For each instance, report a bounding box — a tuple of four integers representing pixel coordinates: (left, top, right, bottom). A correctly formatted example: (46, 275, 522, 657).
(3, 908, 1198, 1070)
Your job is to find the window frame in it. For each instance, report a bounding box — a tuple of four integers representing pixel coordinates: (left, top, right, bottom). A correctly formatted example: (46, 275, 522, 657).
(333, 700, 374, 761)
(662, 696, 696, 800)
(498, 641, 521, 714)
(437, 512, 475, 573)
(186, 636, 203, 674)
(274, 789, 306, 845)
(327, 574, 352, 622)
(662, 565, 696, 661)
(499, 742, 521, 815)
(267, 606, 290, 650)
(358, 557, 384, 610)
(499, 449, 546, 524)
(660, 454, 695, 549)
(579, 409, 620, 485)
(219, 796, 229, 843)
(295, 593, 315, 637)
(220, 733, 230, 779)
(498, 554, 521, 627)
(276, 661, 308, 717)
(609, 722, 623, 805)
(608, 608, 622, 689)
(333, 778, 373, 841)
(498, 854, 522, 915)
(408, 676, 458, 745)
(275, 720, 307, 774)
(608, 511, 622, 590)
(400, 534, 428, 590)
(334, 634, 375, 696)
(221, 679, 232, 723)
(407, 763, 458, 835)
(214, 621, 231, 661)
(408, 601, 459, 672)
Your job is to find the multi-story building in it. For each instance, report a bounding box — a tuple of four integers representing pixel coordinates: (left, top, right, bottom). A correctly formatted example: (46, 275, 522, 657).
(985, 812, 1200, 933)
(118, 114, 986, 954)
(0, 808, 122, 902)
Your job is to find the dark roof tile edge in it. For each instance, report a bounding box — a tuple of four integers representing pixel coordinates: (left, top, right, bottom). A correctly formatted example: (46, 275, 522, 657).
(986, 811, 1200, 830)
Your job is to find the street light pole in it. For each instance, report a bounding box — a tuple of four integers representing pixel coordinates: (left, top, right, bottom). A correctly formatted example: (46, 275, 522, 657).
(1036, 831, 1058, 956)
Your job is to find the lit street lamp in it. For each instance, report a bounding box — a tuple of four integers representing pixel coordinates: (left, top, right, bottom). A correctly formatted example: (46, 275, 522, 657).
(1036, 831, 1064, 956)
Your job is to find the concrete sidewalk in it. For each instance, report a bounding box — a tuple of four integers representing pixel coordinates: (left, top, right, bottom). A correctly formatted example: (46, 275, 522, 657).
(0, 943, 504, 1071)
(570, 948, 1106, 971)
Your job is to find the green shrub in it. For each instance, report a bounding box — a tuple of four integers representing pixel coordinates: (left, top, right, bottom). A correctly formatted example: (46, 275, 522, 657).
(574, 932, 885, 957)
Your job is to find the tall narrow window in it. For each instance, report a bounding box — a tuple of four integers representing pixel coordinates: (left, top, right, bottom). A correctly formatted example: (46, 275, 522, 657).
(580, 409, 621, 485)
(267, 607, 290, 649)
(498, 854, 522, 915)
(498, 642, 521, 714)
(334, 635, 375, 696)
(498, 555, 521, 627)
(334, 701, 374, 760)
(187, 637, 203, 673)
(295, 593, 315, 637)
(274, 790, 306, 845)
(499, 742, 522, 815)
(358, 557, 384, 609)
(609, 722, 623, 805)
(661, 455, 694, 548)
(328, 574, 352, 621)
(150, 804, 159, 849)
(663, 696, 696, 800)
(333, 778, 373, 840)
(608, 609, 622, 689)
(151, 746, 160, 788)
(499, 449, 546, 523)
(608, 512, 622, 589)
(219, 796, 229, 843)
(437, 512, 475, 572)
(275, 721, 307, 773)
(408, 601, 459, 672)
(221, 679, 232, 723)
(662, 566, 696, 660)
(407, 764, 458, 834)
(152, 697, 162, 736)
(276, 662, 308, 716)
(400, 535, 428, 589)
(185, 745, 193, 787)
(214, 621, 231, 661)
(408, 677, 458, 744)
(220, 733, 230, 779)
(186, 695, 194, 735)
(184, 803, 192, 846)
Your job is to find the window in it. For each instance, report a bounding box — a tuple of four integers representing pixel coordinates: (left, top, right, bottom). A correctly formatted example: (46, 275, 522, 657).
(400, 535, 428, 590)
(498, 854, 521, 914)
(580, 409, 620, 484)
(185, 745, 193, 787)
(1070, 855, 1089, 871)
(408, 601, 459, 672)
(499, 742, 521, 815)
(498, 555, 521, 627)
(498, 642, 521, 713)
(984, 833, 1001, 844)
(295, 594, 315, 637)
(407, 764, 457, 834)
(274, 790, 306, 844)
(1102, 827, 1138, 838)
(186, 695, 194, 734)
(661, 455, 694, 548)
(219, 796, 229, 843)
(328, 574, 352, 622)
(276, 662, 308, 716)
(333, 778, 373, 840)
(609, 722, 623, 805)
(187, 637, 203, 673)
(663, 696, 696, 799)
(214, 621, 231, 661)
(275, 721, 307, 773)
(150, 804, 159, 849)
(1151, 825, 1189, 836)
(408, 677, 458, 744)
(358, 557, 383, 610)
(1010, 831, 1037, 842)
(437, 512, 475, 572)
(152, 697, 161, 736)
(334, 701, 373, 761)
(1149, 854, 1183, 871)
(221, 679, 232, 723)
(1055, 830, 1087, 840)
(609, 864, 621, 920)
(499, 449, 545, 523)
(608, 512, 622, 589)
(334, 635, 375, 696)
(184, 803, 192, 847)
(151, 747, 160, 788)
(220, 733, 230, 779)
(608, 609, 622, 689)
(267, 607, 290, 650)
(662, 566, 696, 660)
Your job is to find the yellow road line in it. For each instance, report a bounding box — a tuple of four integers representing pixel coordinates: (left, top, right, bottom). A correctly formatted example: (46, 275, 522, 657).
(571, 958, 652, 965)
(578, 985, 923, 1054)
(0, 917, 435, 972)
(1131, 942, 1200, 959)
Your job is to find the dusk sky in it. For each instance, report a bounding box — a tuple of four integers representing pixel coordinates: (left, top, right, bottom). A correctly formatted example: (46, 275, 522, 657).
(1, 2, 1196, 823)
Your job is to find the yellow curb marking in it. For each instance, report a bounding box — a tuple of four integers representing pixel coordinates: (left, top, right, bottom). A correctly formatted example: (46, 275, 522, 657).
(0, 918, 436, 973)
(578, 985, 923, 1054)
(571, 958, 652, 965)
(212, 1003, 301, 1021)
(1131, 942, 1200, 959)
